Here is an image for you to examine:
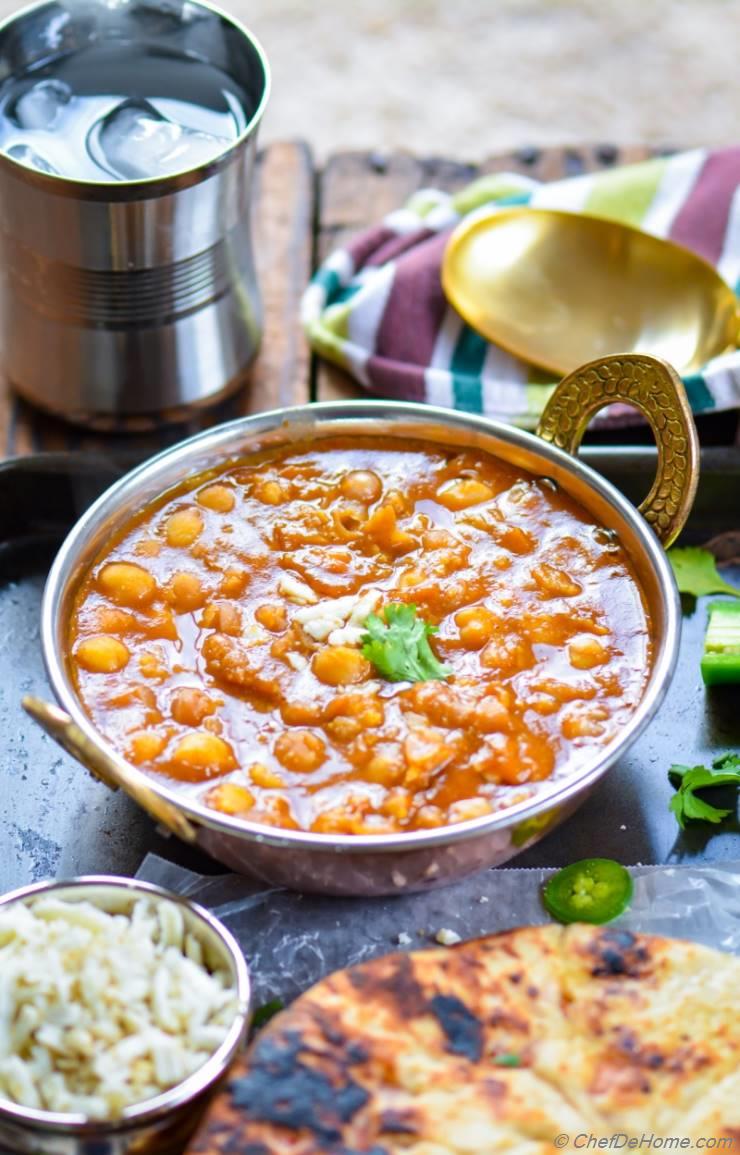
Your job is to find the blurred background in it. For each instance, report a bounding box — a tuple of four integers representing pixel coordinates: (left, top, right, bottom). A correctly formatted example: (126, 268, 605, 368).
(208, 0, 738, 158)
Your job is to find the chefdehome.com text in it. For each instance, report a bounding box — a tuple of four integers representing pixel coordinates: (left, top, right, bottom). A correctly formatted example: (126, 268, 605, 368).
(553, 1136, 736, 1150)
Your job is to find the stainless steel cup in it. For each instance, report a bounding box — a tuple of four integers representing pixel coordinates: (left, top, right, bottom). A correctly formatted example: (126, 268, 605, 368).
(0, 0, 269, 425)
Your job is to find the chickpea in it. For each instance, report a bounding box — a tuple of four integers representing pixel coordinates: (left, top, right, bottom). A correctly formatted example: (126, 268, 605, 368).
(171, 731, 236, 776)
(415, 804, 445, 828)
(76, 635, 130, 674)
(200, 601, 242, 635)
(167, 571, 206, 614)
(480, 634, 534, 674)
(95, 607, 135, 634)
(220, 569, 250, 598)
(326, 693, 384, 728)
(455, 605, 496, 650)
(436, 478, 494, 511)
(363, 503, 416, 556)
(312, 646, 371, 687)
(255, 603, 287, 632)
(170, 687, 217, 727)
(249, 763, 284, 788)
(473, 692, 511, 733)
(406, 682, 472, 729)
(106, 683, 157, 711)
(382, 788, 411, 820)
(528, 693, 561, 716)
(197, 484, 236, 513)
(127, 730, 166, 764)
(568, 636, 609, 670)
(280, 701, 324, 726)
(139, 649, 169, 680)
(365, 751, 404, 786)
(398, 567, 426, 593)
(249, 796, 300, 830)
(134, 539, 162, 558)
(340, 469, 382, 504)
(385, 489, 407, 515)
(561, 704, 609, 740)
(274, 730, 326, 773)
(498, 525, 537, 555)
(325, 716, 362, 743)
(97, 562, 157, 608)
(423, 528, 457, 551)
(311, 809, 354, 834)
(165, 508, 204, 548)
(403, 727, 453, 783)
(206, 782, 255, 815)
(254, 480, 287, 505)
(531, 563, 581, 599)
(516, 734, 556, 782)
(448, 798, 492, 823)
(475, 733, 521, 784)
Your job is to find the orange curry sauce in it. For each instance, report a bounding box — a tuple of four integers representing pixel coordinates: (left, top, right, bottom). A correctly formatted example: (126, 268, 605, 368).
(68, 437, 652, 834)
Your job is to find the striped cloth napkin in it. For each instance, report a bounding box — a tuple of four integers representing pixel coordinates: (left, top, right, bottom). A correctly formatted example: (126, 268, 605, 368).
(302, 147, 740, 428)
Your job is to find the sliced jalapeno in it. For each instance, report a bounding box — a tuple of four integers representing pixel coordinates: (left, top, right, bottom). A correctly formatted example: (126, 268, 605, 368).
(542, 858, 633, 925)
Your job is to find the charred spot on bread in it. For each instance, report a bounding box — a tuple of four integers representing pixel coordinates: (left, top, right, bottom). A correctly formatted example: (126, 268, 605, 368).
(589, 929, 652, 977)
(230, 1030, 370, 1142)
(429, 994, 483, 1061)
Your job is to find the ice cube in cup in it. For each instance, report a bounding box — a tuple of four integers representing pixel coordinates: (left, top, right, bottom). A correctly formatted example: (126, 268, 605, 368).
(10, 79, 71, 131)
(6, 143, 59, 174)
(93, 98, 228, 180)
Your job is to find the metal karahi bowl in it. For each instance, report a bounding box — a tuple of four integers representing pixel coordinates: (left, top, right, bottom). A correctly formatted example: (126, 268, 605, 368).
(0, 875, 251, 1155)
(26, 355, 699, 896)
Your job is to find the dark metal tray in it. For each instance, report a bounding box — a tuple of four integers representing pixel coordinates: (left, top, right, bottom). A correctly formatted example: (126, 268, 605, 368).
(0, 447, 738, 894)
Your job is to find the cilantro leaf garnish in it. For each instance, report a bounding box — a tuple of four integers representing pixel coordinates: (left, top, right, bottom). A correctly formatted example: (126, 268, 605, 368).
(668, 753, 740, 829)
(251, 998, 284, 1031)
(667, 547, 740, 600)
(361, 603, 451, 683)
(492, 1053, 522, 1067)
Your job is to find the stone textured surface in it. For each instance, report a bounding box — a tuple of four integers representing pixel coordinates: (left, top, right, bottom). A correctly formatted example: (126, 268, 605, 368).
(0, 0, 737, 159)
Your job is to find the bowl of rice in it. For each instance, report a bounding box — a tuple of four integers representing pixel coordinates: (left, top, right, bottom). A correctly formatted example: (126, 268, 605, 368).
(0, 875, 251, 1155)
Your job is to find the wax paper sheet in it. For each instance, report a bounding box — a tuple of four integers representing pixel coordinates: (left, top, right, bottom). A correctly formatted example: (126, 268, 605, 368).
(136, 855, 740, 1006)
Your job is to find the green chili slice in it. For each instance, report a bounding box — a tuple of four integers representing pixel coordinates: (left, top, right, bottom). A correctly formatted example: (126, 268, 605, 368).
(542, 858, 633, 925)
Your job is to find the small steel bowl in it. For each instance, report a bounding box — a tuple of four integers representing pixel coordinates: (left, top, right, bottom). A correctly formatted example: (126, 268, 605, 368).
(0, 876, 251, 1155)
(26, 355, 700, 896)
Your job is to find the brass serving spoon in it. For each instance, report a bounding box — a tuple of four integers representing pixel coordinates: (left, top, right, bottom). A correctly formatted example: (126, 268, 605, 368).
(441, 207, 739, 376)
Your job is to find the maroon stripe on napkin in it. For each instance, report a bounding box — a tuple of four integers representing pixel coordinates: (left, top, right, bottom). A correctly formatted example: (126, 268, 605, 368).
(366, 356, 427, 402)
(367, 227, 436, 268)
(669, 148, 740, 264)
(346, 225, 399, 269)
(374, 231, 451, 367)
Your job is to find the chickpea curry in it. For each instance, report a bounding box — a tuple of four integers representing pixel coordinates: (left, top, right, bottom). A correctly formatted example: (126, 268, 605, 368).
(68, 437, 652, 835)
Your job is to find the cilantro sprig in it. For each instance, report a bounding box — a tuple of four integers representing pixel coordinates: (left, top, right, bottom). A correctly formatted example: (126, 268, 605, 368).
(668, 753, 740, 829)
(361, 603, 451, 684)
(251, 998, 284, 1031)
(667, 547, 740, 600)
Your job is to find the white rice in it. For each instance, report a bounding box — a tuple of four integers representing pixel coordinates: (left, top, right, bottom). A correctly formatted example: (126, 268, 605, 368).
(0, 895, 238, 1120)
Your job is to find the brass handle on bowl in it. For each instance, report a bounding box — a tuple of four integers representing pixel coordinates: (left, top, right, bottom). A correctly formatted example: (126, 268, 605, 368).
(536, 354, 699, 547)
(22, 695, 198, 844)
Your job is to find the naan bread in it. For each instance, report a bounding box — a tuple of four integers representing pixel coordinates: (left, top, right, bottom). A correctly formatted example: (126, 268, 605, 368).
(188, 925, 740, 1154)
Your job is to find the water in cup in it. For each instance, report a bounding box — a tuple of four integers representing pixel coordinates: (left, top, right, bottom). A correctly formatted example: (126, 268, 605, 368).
(0, 35, 251, 181)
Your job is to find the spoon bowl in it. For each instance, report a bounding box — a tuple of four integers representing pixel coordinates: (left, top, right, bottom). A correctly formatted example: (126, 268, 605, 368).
(442, 207, 739, 376)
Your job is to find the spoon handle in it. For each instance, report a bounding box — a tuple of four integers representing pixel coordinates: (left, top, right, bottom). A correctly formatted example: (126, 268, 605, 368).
(536, 354, 699, 547)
